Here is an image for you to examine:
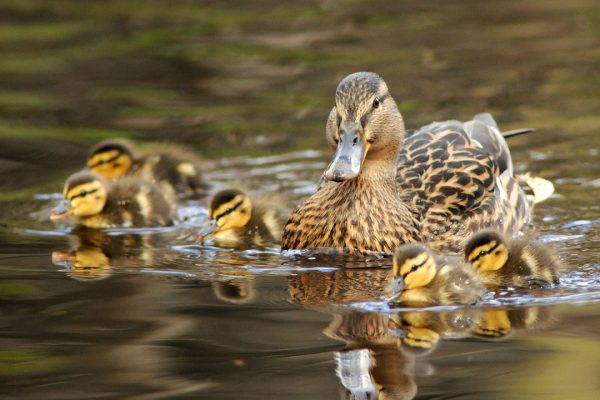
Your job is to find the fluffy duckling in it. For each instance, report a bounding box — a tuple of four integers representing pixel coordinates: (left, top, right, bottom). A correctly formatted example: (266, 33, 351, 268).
(87, 139, 210, 199)
(50, 171, 175, 228)
(464, 230, 562, 287)
(198, 188, 289, 246)
(386, 243, 485, 306)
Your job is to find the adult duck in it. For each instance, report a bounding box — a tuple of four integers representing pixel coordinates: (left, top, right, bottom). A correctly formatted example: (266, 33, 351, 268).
(282, 72, 544, 254)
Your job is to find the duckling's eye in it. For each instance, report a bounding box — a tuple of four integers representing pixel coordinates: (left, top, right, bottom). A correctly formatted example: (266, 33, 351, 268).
(372, 98, 380, 109)
(226, 207, 234, 213)
(97, 160, 106, 165)
(80, 190, 88, 197)
(479, 250, 487, 257)
(411, 265, 419, 272)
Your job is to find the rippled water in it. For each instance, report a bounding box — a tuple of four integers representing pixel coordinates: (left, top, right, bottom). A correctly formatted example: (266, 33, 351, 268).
(1, 0, 599, 399)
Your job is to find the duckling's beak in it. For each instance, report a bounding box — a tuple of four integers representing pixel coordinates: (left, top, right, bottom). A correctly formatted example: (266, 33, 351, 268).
(384, 277, 405, 302)
(50, 199, 73, 220)
(324, 126, 366, 182)
(197, 219, 217, 242)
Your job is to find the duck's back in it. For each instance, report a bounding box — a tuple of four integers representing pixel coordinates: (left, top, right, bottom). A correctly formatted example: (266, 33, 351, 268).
(397, 117, 533, 253)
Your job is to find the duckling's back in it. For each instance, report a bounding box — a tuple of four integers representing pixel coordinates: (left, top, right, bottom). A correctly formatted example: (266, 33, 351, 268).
(504, 238, 563, 286)
(428, 259, 486, 305)
(103, 177, 176, 227)
(135, 145, 210, 198)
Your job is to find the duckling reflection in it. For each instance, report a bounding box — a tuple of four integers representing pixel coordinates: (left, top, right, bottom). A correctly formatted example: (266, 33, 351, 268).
(51, 228, 173, 281)
(465, 229, 564, 288)
(213, 277, 256, 304)
(198, 188, 289, 248)
(326, 312, 417, 400)
(470, 307, 556, 340)
(389, 311, 474, 356)
(87, 138, 210, 199)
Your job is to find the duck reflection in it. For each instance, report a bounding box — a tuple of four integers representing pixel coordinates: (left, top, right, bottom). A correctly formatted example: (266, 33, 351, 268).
(288, 267, 558, 399)
(326, 312, 417, 400)
(51, 228, 177, 280)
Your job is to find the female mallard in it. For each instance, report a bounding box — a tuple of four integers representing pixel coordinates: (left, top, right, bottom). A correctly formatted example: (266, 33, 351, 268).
(464, 229, 562, 287)
(386, 243, 485, 306)
(282, 72, 544, 254)
(50, 171, 175, 228)
(87, 139, 210, 199)
(198, 188, 289, 247)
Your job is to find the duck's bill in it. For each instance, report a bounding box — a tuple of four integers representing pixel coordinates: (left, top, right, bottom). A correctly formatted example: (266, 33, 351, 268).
(197, 219, 217, 242)
(324, 128, 366, 182)
(384, 278, 404, 302)
(50, 200, 73, 220)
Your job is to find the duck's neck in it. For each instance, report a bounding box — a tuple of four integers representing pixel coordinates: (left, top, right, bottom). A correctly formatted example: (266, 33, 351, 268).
(358, 158, 398, 183)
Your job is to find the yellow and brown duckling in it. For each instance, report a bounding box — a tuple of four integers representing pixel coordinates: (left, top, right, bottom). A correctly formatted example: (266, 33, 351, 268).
(87, 139, 210, 199)
(386, 243, 486, 306)
(464, 229, 562, 287)
(50, 171, 175, 229)
(283, 72, 547, 254)
(198, 188, 289, 246)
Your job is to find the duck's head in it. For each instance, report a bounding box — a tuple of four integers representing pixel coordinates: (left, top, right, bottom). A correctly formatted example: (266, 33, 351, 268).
(50, 172, 108, 220)
(87, 139, 135, 179)
(324, 72, 405, 182)
(386, 244, 437, 299)
(198, 189, 252, 240)
(464, 230, 509, 272)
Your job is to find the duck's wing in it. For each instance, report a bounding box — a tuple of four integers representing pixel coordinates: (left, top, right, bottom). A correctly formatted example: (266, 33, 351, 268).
(397, 120, 533, 252)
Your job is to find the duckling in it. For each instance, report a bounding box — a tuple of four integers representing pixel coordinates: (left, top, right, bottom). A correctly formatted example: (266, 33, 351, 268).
(386, 243, 485, 306)
(50, 171, 175, 228)
(198, 188, 289, 246)
(464, 229, 562, 287)
(87, 139, 210, 199)
(282, 72, 550, 254)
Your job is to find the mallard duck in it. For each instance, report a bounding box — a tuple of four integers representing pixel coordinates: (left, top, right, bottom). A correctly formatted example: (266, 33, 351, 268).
(87, 138, 210, 199)
(50, 171, 175, 228)
(464, 229, 562, 287)
(386, 243, 485, 306)
(198, 188, 289, 246)
(282, 72, 548, 254)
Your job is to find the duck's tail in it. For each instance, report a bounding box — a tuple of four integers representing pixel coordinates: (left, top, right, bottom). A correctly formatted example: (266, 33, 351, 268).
(517, 173, 555, 204)
(474, 113, 534, 139)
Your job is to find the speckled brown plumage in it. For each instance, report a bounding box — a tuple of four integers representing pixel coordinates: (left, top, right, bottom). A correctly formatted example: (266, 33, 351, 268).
(282, 72, 535, 255)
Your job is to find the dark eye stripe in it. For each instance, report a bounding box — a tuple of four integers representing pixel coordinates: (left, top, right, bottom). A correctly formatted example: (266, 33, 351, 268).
(89, 153, 121, 169)
(214, 199, 244, 221)
(470, 242, 500, 262)
(69, 188, 99, 201)
(402, 257, 428, 279)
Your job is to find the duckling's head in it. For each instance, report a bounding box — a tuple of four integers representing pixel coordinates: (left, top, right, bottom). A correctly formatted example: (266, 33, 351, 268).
(324, 72, 405, 182)
(465, 230, 509, 272)
(198, 189, 252, 239)
(51, 172, 108, 220)
(87, 139, 135, 179)
(386, 244, 438, 299)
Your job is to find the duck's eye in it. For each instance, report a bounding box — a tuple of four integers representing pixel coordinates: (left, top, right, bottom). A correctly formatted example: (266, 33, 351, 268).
(226, 207, 234, 213)
(411, 265, 419, 272)
(372, 98, 380, 109)
(79, 190, 88, 197)
(98, 160, 105, 165)
(479, 250, 487, 257)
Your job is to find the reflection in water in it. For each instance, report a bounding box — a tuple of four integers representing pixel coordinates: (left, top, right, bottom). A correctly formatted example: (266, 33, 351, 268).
(51, 228, 180, 280)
